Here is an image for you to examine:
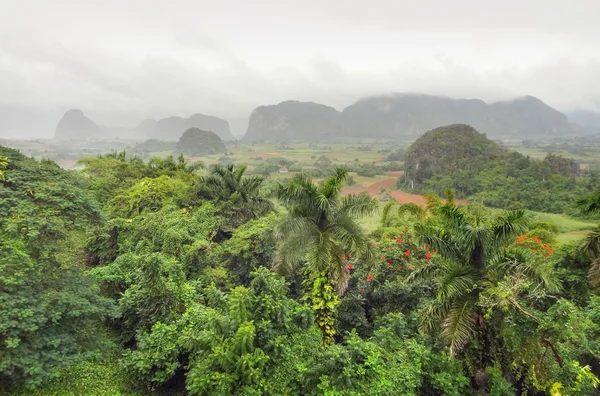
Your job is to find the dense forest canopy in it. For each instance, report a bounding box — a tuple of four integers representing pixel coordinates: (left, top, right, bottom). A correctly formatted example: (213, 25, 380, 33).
(400, 124, 595, 214)
(1, 135, 600, 395)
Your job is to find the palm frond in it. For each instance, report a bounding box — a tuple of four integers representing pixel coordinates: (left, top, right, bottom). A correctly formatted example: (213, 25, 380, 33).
(589, 258, 600, 289)
(575, 192, 600, 215)
(318, 167, 347, 200)
(415, 223, 462, 263)
(328, 215, 372, 259)
(434, 263, 475, 302)
(438, 204, 467, 232)
(418, 299, 447, 335)
(443, 298, 477, 355)
(338, 192, 378, 219)
(491, 209, 530, 249)
(579, 225, 600, 259)
(276, 173, 319, 208)
(274, 215, 319, 241)
(274, 236, 313, 275)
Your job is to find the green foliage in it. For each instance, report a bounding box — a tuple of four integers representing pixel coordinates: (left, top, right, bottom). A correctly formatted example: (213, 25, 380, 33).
(199, 164, 274, 226)
(274, 168, 377, 342)
(107, 175, 195, 217)
(0, 147, 113, 390)
(2, 140, 600, 395)
(16, 359, 140, 396)
(174, 128, 227, 156)
(400, 125, 590, 213)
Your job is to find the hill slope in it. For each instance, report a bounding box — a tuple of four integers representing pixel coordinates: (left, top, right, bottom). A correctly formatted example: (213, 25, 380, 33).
(54, 109, 99, 140)
(243, 94, 578, 140)
(403, 124, 503, 187)
(154, 114, 234, 141)
(174, 128, 227, 156)
(243, 101, 340, 141)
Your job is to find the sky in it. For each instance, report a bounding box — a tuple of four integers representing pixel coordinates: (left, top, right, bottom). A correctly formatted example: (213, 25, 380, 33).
(1, 0, 600, 136)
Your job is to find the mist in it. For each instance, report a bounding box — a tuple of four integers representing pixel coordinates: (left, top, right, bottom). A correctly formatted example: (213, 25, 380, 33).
(1, 0, 600, 138)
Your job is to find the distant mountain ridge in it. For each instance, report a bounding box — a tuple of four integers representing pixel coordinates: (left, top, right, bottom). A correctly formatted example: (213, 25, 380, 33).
(51, 110, 234, 141)
(243, 93, 587, 141)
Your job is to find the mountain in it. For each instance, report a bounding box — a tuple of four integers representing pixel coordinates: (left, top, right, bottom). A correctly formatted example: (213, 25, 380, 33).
(154, 114, 234, 141)
(403, 124, 503, 187)
(135, 119, 158, 136)
(54, 109, 99, 140)
(173, 128, 227, 156)
(244, 101, 341, 141)
(243, 94, 579, 141)
(566, 109, 600, 134)
(50, 111, 235, 141)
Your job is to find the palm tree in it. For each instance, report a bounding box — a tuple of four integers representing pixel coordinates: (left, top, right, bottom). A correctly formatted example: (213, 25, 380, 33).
(273, 168, 377, 344)
(147, 155, 204, 175)
(409, 203, 560, 384)
(577, 191, 600, 288)
(198, 164, 273, 224)
(0, 155, 8, 181)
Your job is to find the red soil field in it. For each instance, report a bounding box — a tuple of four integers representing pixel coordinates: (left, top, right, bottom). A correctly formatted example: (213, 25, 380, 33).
(342, 176, 466, 206)
(342, 178, 429, 205)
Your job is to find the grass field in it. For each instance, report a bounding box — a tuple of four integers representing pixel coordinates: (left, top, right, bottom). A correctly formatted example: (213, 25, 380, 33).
(531, 211, 596, 245)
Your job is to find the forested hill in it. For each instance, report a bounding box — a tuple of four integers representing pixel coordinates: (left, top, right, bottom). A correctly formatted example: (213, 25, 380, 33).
(1, 144, 600, 395)
(243, 93, 579, 141)
(400, 124, 587, 213)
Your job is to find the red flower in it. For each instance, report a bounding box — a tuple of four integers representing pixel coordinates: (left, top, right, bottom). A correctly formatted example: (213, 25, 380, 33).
(386, 247, 391, 251)
(347, 264, 353, 270)
(367, 274, 374, 281)
(389, 267, 393, 271)
(404, 228, 409, 232)
(381, 255, 386, 260)
(387, 261, 392, 265)
(360, 289, 365, 293)
(402, 257, 406, 261)
(405, 250, 411, 257)
(425, 253, 431, 259)
(341, 255, 346, 259)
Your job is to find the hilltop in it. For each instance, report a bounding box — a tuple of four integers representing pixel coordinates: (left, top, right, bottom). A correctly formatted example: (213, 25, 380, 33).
(173, 128, 227, 156)
(243, 93, 580, 141)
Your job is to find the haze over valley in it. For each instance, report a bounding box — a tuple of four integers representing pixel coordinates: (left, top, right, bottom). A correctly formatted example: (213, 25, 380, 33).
(3, 2, 600, 395)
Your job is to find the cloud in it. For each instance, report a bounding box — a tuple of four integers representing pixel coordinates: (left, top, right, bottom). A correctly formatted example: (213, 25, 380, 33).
(1, 0, 600, 137)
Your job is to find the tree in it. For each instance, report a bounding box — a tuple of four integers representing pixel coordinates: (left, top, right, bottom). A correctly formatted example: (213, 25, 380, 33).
(410, 202, 563, 390)
(147, 154, 204, 176)
(274, 168, 377, 343)
(0, 155, 8, 181)
(0, 147, 113, 390)
(198, 164, 274, 225)
(577, 190, 600, 288)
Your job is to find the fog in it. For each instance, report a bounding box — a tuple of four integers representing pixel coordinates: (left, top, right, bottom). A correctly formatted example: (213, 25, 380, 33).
(1, 0, 600, 137)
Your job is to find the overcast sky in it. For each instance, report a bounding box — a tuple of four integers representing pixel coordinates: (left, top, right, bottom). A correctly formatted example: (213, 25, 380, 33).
(1, 0, 600, 133)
